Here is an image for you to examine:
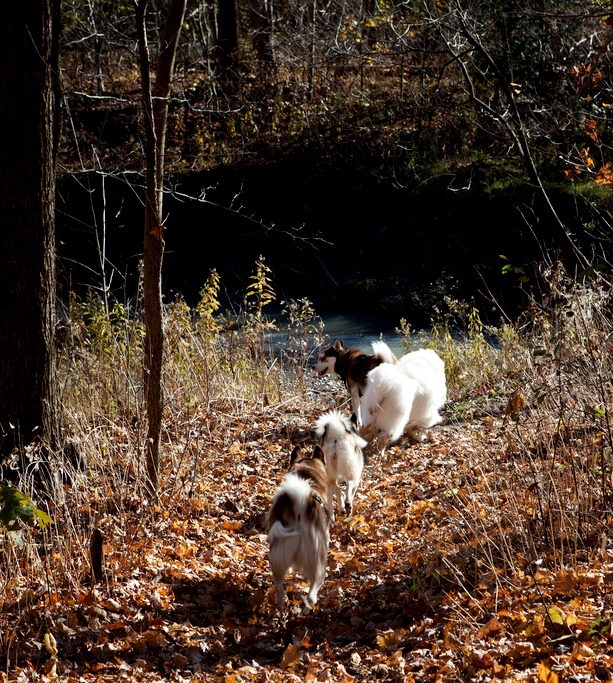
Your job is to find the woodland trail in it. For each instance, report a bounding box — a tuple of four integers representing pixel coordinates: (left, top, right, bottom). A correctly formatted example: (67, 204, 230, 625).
(4, 382, 613, 682)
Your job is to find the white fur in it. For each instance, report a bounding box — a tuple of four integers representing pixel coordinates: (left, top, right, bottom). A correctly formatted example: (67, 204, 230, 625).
(371, 340, 397, 365)
(360, 364, 418, 453)
(314, 410, 367, 519)
(267, 473, 329, 608)
(397, 349, 446, 441)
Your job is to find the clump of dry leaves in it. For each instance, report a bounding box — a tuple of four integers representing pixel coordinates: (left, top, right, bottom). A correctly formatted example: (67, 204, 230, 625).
(2, 270, 613, 682)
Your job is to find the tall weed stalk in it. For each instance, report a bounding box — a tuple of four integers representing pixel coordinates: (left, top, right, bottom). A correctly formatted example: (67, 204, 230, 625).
(0, 258, 325, 638)
(429, 268, 613, 593)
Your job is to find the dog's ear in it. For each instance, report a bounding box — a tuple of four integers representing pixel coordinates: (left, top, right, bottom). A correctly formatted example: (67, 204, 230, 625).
(289, 445, 303, 467)
(311, 444, 325, 463)
(333, 338, 343, 351)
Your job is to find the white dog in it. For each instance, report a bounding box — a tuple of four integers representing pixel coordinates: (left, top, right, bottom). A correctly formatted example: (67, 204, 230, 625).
(315, 410, 367, 519)
(360, 348, 447, 450)
(360, 363, 418, 453)
(397, 349, 446, 441)
(266, 444, 330, 609)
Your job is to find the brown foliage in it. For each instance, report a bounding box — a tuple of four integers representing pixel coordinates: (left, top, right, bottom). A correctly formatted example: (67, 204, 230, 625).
(3, 275, 613, 681)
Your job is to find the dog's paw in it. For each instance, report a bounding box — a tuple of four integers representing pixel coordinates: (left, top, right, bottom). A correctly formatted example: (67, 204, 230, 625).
(408, 427, 427, 443)
(302, 595, 315, 611)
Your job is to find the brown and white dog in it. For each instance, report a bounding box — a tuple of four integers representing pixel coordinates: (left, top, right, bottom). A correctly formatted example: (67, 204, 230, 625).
(311, 339, 396, 426)
(266, 444, 330, 609)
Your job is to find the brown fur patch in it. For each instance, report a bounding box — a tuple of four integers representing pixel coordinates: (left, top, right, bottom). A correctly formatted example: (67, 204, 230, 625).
(288, 444, 328, 504)
(271, 493, 296, 528)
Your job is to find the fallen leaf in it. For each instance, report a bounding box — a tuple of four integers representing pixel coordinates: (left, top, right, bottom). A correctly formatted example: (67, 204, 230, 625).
(281, 643, 301, 669)
(538, 660, 559, 683)
(547, 606, 566, 628)
(570, 641, 594, 663)
(476, 617, 502, 639)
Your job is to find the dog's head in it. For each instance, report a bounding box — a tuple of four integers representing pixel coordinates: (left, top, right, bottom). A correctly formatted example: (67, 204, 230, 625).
(288, 444, 328, 487)
(311, 338, 344, 378)
(289, 443, 325, 468)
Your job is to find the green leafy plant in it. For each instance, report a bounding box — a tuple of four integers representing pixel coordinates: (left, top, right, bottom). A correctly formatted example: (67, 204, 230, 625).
(0, 486, 53, 547)
(196, 269, 222, 340)
(245, 255, 276, 321)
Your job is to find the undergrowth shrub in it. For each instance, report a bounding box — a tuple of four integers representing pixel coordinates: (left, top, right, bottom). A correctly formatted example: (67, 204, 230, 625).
(431, 266, 613, 595)
(281, 297, 325, 392)
(5, 256, 612, 635)
(0, 257, 329, 613)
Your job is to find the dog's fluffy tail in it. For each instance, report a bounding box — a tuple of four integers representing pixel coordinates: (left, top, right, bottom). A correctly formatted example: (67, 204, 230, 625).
(267, 473, 312, 551)
(315, 409, 368, 449)
(372, 340, 397, 365)
(269, 473, 312, 521)
(314, 409, 350, 439)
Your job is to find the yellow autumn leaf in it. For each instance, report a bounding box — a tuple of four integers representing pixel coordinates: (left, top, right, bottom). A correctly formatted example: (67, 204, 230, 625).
(44, 632, 58, 657)
(538, 661, 559, 683)
(547, 606, 566, 627)
(280, 643, 301, 669)
(565, 613, 579, 627)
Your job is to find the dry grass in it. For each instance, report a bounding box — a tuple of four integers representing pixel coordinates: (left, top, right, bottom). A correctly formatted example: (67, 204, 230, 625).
(2, 265, 613, 680)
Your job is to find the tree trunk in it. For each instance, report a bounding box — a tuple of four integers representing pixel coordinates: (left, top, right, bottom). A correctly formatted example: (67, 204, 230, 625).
(0, 0, 61, 464)
(215, 0, 240, 97)
(248, 0, 275, 67)
(136, 0, 187, 492)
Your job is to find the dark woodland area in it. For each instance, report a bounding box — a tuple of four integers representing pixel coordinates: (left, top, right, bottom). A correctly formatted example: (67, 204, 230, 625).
(3, 2, 613, 682)
(56, 0, 613, 323)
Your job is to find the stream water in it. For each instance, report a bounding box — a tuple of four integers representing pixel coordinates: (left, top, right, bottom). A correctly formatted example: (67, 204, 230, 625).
(317, 313, 409, 356)
(268, 312, 430, 360)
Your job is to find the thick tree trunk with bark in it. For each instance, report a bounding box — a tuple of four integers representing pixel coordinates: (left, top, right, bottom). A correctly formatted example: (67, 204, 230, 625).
(137, 0, 186, 492)
(0, 1, 61, 462)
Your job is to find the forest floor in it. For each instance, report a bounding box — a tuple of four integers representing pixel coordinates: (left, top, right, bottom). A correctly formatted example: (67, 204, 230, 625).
(3, 378, 613, 683)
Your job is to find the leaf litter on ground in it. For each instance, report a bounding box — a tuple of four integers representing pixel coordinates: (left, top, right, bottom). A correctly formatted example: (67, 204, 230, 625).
(2, 383, 613, 682)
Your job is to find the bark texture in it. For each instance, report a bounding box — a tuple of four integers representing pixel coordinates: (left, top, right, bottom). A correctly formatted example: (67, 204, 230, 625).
(0, 1, 61, 462)
(137, 0, 187, 490)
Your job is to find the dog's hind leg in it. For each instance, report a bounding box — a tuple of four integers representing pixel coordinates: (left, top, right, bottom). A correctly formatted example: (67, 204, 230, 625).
(345, 479, 359, 515)
(377, 433, 391, 456)
(334, 482, 345, 517)
(306, 561, 326, 608)
(271, 569, 286, 608)
(326, 483, 336, 522)
(349, 386, 362, 427)
(269, 539, 293, 608)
